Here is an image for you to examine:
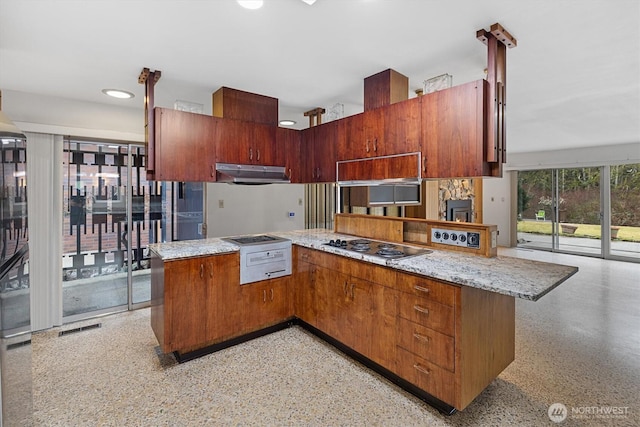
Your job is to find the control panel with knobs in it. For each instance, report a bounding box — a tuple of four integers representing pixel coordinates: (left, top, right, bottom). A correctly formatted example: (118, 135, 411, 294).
(431, 228, 481, 249)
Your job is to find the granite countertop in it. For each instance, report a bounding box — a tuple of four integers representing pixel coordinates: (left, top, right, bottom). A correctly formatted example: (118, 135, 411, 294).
(150, 229, 578, 302)
(149, 238, 240, 259)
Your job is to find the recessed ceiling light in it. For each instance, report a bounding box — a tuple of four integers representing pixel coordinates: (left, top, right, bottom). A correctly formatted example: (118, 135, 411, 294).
(279, 120, 296, 126)
(102, 89, 134, 99)
(237, 0, 263, 9)
(300, 0, 317, 4)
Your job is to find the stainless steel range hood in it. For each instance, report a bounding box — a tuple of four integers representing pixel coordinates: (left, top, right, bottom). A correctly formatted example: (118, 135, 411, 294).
(216, 163, 290, 184)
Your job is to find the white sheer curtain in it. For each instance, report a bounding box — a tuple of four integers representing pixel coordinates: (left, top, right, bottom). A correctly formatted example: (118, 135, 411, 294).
(26, 132, 63, 331)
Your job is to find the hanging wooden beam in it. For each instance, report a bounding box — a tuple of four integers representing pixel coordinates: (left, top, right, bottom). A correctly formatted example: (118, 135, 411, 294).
(304, 107, 326, 127)
(477, 22, 515, 176)
(138, 67, 161, 180)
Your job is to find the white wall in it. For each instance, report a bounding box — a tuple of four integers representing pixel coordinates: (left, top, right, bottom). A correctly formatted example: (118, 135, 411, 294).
(482, 172, 516, 247)
(205, 183, 305, 237)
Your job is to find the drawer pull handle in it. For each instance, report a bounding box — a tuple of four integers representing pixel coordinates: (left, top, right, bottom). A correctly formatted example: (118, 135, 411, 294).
(263, 289, 267, 303)
(414, 285, 430, 294)
(413, 332, 430, 343)
(209, 263, 213, 278)
(413, 364, 431, 375)
(270, 288, 274, 301)
(200, 264, 204, 279)
(413, 305, 429, 315)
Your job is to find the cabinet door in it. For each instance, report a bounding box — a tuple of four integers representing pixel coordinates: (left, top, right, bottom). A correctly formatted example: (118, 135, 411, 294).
(421, 80, 486, 178)
(251, 122, 277, 165)
(343, 277, 374, 356)
(241, 277, 291, 332)
(205, 253, 242, 343)
(311, 121, 338, 182)
(337, 113, 364, 161)
(154, 108, 217, 182)
(164, 257, 208, 353)
(369, 284, 398, 370)
(363, 108, 384, 157)
(295, 260, 317, 325)
(383, 97, 421, 157)
(276, 127, 302, 183)
(313, 265, 349, 339)
(215, 119, 252, 164)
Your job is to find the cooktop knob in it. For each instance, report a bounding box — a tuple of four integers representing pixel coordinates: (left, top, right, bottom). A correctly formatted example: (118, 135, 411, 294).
(442, 232, 450, 240)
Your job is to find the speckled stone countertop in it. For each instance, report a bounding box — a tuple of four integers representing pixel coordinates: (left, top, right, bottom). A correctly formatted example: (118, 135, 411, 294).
(149, 237, 240, 259)
(150, 229, 578, 301)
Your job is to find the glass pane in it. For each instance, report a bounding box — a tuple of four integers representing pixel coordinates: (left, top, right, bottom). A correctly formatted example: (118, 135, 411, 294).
(517, 170, 554, 250)
(610, 163, 640, 260)
(556, 167, 601, 256)
(62, 142, 129, 317)
(130, 145, 159, 305)
(1, 138, 30, 335)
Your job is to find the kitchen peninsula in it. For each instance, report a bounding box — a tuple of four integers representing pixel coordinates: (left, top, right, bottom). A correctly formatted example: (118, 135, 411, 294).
(149, 221, 577, 414)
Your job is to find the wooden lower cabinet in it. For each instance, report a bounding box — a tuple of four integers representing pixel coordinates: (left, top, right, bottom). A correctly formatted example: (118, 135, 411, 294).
(241, 276, 292, 331)
(153, 246, 515, 411)
(151, 251, 293, 355)
(151, 252, 240, 354)
(395, 271, 515, 410)
(294, 247, 514, 411)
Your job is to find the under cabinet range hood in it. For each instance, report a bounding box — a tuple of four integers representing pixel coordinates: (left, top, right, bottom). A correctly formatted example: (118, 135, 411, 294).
(216, 163, 290, 184)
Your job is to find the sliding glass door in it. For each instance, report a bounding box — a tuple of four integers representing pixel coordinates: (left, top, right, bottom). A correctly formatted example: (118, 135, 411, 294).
(556, 167, 602, 256)
(609, 163, 640, 260)
(62, 141, 162, 320)
(518, 165, 639, 262)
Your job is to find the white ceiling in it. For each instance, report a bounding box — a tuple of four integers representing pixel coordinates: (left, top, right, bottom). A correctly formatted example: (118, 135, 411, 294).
(1, 0, 639, 154)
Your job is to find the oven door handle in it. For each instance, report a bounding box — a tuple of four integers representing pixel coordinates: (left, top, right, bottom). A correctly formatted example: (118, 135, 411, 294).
(265, 269, 286, 278)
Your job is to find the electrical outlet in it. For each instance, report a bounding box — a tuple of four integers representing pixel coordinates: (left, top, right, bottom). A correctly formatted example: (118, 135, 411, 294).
(218, 199, 224, 208)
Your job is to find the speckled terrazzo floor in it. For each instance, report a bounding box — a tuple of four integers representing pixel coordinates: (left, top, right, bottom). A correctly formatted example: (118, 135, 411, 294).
(28, 249, 640, 426)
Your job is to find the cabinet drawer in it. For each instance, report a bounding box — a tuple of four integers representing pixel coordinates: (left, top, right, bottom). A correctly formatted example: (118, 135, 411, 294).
(396, 347, 455, 405)
(397, 317, 454, 372)
(396, 273, 456, 307)
(398, 295, 454, 336)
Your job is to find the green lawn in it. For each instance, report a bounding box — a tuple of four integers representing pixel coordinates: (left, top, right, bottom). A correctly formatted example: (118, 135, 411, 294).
(517, 221, 640, 242)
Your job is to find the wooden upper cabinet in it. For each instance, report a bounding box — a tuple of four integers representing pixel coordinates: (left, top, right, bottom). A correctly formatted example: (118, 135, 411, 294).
(212, 86, 278, 126)
(154, 108, 218, 182)
(215, 119, 277, 166)
(421, 80, 488, 178)
(383, 97, 421, 157)
(276, 127, 302, 183)
(301, 121, 337, 183)
(213, 86, 280, 166)
(364, 69, 409, 111)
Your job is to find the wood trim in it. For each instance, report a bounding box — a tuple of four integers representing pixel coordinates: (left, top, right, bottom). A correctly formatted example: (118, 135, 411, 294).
(334, 213, 498, 257)
(456, 286, 515, 409)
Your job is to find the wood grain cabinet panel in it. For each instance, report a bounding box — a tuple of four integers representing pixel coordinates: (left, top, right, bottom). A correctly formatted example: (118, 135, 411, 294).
(154, 108, 218, 182)
(398, 295, 455, 337)
(215, 119, 277, 166)
(396, 347, 456, 405)
(397, 317, 454, 371)
(383, 97, 421, 157)
(301, 121, 338, 183)
(420, 80, 488, 178)
(152, 252, 239, 354)
(241, 276, 292, 332)
(276, 127, 302, 183)
(395, 273, 456, 307)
